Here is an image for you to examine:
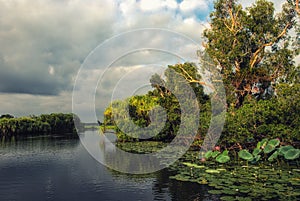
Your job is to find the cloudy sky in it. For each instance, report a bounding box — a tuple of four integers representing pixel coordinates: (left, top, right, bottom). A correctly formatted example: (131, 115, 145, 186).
(0, 0, 290, 122)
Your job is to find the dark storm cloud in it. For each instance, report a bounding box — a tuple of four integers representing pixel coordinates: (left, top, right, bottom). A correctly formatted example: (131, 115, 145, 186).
(0, 0, 116, 95)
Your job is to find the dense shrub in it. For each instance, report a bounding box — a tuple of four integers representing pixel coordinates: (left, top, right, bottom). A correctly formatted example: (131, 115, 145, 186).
(219, 84, 300, 148)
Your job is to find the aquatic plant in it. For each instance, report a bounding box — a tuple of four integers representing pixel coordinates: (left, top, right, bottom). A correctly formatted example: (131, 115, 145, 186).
(237, 138, 300, 163)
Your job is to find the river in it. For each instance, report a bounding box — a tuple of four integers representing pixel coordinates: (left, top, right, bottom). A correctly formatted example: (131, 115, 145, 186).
(0, 130, 216, 201)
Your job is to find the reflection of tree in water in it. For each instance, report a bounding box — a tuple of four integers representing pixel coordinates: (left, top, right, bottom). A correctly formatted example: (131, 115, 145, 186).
(106, 167, 217, 201)
(0, 137, 80, 151)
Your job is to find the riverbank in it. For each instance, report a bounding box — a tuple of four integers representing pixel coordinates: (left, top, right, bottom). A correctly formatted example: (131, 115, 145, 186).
(0, 113, 79, 140)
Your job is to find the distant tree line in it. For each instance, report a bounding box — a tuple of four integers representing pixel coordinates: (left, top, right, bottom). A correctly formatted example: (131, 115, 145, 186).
(0, 113, 80, 140)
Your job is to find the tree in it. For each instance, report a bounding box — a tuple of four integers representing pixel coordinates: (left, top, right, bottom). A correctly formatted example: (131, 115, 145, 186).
(104, 63, 210, 142)
(0, 114, 14, 119)
(203, 0, 299, 108)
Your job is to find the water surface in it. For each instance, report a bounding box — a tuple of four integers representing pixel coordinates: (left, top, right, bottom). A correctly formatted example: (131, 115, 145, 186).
(0, 131, 214, 201)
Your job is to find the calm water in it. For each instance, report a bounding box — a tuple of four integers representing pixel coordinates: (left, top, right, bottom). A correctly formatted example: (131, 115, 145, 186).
(0, 131, 215, 201)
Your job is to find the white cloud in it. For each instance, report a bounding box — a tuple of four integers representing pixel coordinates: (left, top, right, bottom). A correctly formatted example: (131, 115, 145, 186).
(179, 0, 209, 14)
(139, 0, 178, 11)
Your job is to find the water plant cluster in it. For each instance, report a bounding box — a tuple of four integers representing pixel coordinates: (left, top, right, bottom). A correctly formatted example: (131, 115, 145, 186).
(201, 138, 300, 165)
(169, 150, 300, 201)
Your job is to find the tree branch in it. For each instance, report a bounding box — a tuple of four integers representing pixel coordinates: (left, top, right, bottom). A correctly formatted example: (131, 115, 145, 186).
(250, 23, 291, 69)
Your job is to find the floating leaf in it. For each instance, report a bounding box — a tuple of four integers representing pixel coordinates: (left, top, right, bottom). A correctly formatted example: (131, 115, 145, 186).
(216, 154, 230, 163)
(278, 145, 294, 155)
(205, 169, 220, 174)
(182, 162, 205, 169)
(284, 149, 300, 160)
(268, 151, 278, 162)
(238, 150, 253, 161)
(208, 190, 223, 195)
(263, 144, 275, 154)
(220, 196, 235, 201)
(268, 139, 280, 147)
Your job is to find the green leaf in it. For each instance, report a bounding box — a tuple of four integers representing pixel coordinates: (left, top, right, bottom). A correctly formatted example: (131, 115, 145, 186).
(256, 141, 261, 149)
(205, 169, 220, 174)
(238, 150, 253, 161)
(211, 151, 221, 158)
(268, 139, 280, 147)
(268, 151, 278, 162)
(259, 138, 268, 147)
(251, 155, 261, 163)
(263, 144, 275, 154)
(252, 148, 261, 156)
(204, 150, 213, 159)
(216, 154, 230, 163)
(182, 162, 205, 169)
(284, 149, 300, 160)
(221, 150, 229, 156)
(278, 145, 294, 155)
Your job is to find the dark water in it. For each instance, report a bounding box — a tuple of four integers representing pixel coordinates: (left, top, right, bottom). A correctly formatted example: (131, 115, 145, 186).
(0, 132, 215, 201)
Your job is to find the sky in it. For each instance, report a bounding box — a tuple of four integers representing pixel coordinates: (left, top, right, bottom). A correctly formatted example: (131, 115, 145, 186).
(0, 0, 292, 122)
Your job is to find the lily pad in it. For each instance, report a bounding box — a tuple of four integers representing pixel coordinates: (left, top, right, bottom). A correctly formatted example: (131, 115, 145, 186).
(216, 154, 230, 163)
(205, 169, 220, 174)
(220, 196, 235, 201)
(238, 150, 253, 161)
(268, 139, 280, 147)
(208, 190, 223, 195)
(284, 149, 300, 160)
(278, 145, 294, 155)
(182, 162, 205, 169)
(263, 144, 275, 154)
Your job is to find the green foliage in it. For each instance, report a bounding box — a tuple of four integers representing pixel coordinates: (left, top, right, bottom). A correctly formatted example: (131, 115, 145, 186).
(238, 150, 254, 161)
(284, 149, 300, 160)
(103, 62, 210, 142)
(171, 150, 300, 200)
(278, 145, 294, 155)
(236, 138, 300, 163)
(268, 151, 278, 162)
(252, 148, 261, 156)
(216, 150, 231, 163)
(220, 84, 300, 146)
(204, 150, 231, 164)
(264, 144, 275, 154)
(0, 113, 79, 140)
(204, 150, 213, 159)
(203, 0, 299, 107)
